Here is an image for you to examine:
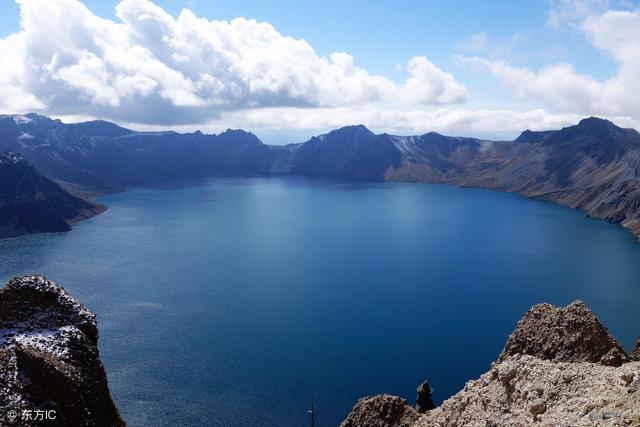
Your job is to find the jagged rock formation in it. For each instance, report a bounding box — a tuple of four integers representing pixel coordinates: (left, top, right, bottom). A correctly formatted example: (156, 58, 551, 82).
(0, 275, 124, 426)
(341, 395, 420, 427)
(631, 337, 640, 362)
(0, 152, 105, 238)
(4, 114, 640, 239)
(499, 300, 629, 366)
(416, 355, 640, 426)
(633, 339, 640, 361)
(342, 301, 640, 427)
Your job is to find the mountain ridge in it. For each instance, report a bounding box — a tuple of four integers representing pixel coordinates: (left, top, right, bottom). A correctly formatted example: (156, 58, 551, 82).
(3, 113, 640, 239)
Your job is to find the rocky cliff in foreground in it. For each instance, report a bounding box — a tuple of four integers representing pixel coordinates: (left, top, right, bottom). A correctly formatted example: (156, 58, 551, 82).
(342, 301, 640, 426)
(0, 275, 124, 426)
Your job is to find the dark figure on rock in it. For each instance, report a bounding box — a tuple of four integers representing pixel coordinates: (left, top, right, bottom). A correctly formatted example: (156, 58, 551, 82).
(415, 380, 435, 413)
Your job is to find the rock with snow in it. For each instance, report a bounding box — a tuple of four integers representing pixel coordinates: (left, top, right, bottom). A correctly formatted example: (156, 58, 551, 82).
(0, 275, 124, 426)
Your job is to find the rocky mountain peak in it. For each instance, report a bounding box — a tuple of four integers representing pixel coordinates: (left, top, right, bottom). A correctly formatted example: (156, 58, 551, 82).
(577, 116, 617, 130)
(67, 120, 134, 137)
(514, 129, 554, 144)
(325, 124, 375, 141)
(515, 117, 620, 145)
(554, 116, 627, 143)
(17, 113, 61, 127)
(218, 128, 263, 145)
(500, 300, 628, 366)
(341, 395, 420, 427)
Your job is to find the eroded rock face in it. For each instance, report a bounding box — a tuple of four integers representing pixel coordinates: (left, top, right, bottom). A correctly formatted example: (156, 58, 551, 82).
(418, 355, 640, 426)
(632, 338, 640, 361)
(500, 300, 628, 366)
(0, 275, 124, 426)
(340, 395, 420, 427)
(342, 301, 640, 426)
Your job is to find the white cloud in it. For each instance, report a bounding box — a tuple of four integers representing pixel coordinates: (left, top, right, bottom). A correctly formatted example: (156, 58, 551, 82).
(583, 10, 640, 60)
(217, 107, 588, 137)
(459, 57, 604, 112)
(0, 33, 46, 111)
(0, 0, 467, 125)
(460, 8, 640, 119)
(401, 57, 467, 104)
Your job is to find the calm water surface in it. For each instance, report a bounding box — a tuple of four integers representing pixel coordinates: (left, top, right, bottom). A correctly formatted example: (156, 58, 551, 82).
(2, 177, 640, 426)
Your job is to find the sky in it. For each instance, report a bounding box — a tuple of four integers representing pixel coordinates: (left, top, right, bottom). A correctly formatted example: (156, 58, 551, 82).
(0, 0, 639, 143)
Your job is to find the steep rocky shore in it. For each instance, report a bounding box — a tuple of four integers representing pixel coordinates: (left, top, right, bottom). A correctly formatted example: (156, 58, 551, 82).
(0, 152, 106, 239)
(342, 301, 640, 426)
(0, 275, 124, 426)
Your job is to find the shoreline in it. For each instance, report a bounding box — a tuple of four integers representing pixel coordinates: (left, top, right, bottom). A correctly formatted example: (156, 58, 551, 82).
(8, 173, 640, 242)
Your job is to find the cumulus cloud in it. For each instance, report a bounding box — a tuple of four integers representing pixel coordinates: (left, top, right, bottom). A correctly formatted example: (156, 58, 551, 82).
(0, 33, 46, 111)
(0, 0, 467, 125)
(460, 7, 640, 119)
(459, 57, 604, 112)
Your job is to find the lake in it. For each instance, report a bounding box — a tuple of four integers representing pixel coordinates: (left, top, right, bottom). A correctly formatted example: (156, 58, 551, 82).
(2, 176, 640, 426)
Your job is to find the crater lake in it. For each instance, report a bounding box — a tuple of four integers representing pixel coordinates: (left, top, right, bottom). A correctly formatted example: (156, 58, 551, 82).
(2, 176, 640, 426)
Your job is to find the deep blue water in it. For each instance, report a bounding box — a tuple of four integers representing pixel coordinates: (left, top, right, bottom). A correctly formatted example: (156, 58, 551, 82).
(2, 176, 640, 426)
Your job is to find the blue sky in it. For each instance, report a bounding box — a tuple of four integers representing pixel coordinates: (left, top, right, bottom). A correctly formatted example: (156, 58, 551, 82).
(0, 0, 639, 142)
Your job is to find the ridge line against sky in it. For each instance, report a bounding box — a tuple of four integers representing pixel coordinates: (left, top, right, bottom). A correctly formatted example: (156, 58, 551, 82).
(0, 0, 639, 144)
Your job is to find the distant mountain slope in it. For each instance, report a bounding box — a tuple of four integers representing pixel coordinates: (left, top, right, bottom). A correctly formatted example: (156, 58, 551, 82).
(3, 113, 640, 238)
(0, 152, 105, 238)
(386, 117, 640, 238)
(0, 114, 285, 191)
(290, 125, 402, 180)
